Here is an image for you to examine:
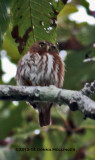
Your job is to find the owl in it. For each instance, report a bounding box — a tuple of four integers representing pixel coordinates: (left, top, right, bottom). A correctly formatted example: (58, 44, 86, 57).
(16, 41, 65, 127)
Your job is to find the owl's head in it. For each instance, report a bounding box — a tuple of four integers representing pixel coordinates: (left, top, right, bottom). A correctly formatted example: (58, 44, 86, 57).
(29, 41, 59, 55)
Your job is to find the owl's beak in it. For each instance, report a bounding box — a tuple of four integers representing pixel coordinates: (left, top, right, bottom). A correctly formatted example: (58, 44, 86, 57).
(47, 45, 50, 51)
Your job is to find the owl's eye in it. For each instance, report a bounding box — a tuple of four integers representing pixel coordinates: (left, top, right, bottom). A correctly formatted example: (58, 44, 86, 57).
(39, 42, 46, 48)
(49, 45, 57, 52)
(51, 46, 56, 50)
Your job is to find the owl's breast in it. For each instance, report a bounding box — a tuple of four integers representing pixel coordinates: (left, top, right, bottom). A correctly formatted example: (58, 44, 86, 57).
(16, 51, 64, 87)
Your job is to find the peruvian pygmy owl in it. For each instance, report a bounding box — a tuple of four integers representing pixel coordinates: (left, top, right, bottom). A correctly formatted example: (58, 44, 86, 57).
(16, 41, 65, 127)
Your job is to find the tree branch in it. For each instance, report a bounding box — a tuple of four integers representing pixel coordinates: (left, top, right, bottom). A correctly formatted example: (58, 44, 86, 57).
(0, 83, 95, 120)
(81, 80, 95, 97)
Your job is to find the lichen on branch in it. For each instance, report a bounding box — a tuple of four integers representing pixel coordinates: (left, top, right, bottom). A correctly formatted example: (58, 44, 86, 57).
(0, 81, 95, 120)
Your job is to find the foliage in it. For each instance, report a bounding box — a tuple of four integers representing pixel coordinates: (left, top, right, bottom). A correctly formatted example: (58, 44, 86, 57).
(0, 0, 11, 49)
(0, 0, 95, 160)
(11, 0, 62, 54)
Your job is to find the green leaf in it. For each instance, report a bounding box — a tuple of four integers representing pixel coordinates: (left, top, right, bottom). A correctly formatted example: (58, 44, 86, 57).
(88, 146, 95, 159)
(75, 24, 95, 46)
(11, 0, 64, 54)
(64, 49, 95, 90)
(0, 54, 3, 84)
(58, 4, 78, 18)
(57, 4, 78, 42)
(0, 0, 10, 49)
(3, 27, 21, 63)
(72, 0, 89, 11)
(43, 133, 55, 160)
(0, 102, 25, 140)
(51, 0, 64, 14)
(14, 122, 39, 140)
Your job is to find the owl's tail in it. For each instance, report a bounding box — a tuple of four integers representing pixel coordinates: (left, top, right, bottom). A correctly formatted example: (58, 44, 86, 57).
(29, 102, 52, 127)
(39, 105, 51, 127)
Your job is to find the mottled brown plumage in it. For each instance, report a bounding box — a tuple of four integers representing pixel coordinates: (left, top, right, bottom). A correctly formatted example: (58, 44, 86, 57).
(16, 41, 65, 127)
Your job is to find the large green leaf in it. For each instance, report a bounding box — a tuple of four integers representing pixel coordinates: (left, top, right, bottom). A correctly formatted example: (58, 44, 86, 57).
(0, 0, 11, 49)
(11, 0, 64, 54)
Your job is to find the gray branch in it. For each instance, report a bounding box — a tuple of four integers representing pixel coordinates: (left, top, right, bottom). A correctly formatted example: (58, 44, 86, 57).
(0, 84, 95, 120)
(81, 80, 95, 97)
